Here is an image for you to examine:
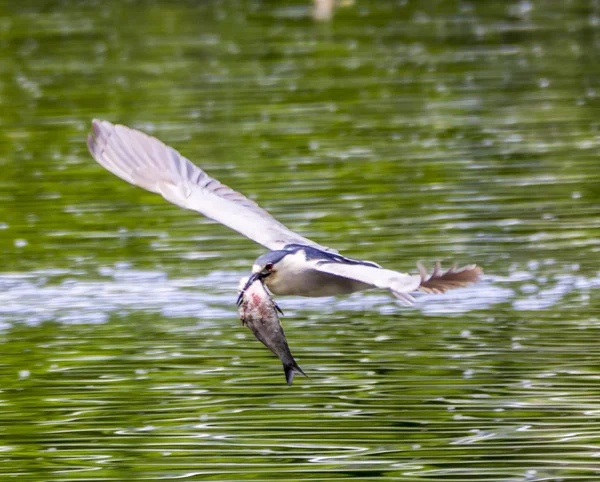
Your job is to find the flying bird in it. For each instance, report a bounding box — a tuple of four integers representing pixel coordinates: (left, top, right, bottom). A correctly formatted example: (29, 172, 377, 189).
(88, 120, 481, 305)
(87, 120, 482, 380)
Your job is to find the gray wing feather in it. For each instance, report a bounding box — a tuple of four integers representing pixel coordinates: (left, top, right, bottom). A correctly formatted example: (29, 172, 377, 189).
(314, 262, 422, 305)
(88, 119, 331, 251)
(315, 261, 482, 305)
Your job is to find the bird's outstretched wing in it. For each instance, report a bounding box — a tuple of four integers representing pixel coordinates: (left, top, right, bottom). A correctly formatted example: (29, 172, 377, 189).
(87, 120, 332, 252)
(314, 261, 483, 305)
(313, 262, 422, 305)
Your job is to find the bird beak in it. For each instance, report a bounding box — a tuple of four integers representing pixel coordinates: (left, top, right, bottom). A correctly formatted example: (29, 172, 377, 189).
(237, 272, 262, 306)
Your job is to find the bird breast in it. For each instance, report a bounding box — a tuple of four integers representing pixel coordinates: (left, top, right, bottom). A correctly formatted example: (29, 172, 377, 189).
(265, 250, 370, 297)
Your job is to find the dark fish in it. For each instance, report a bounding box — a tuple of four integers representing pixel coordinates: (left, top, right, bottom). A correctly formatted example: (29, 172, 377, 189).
(238, 278, 307, 385)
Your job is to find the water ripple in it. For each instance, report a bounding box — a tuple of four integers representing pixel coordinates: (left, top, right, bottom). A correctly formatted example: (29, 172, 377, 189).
(1, 260, 597, 327)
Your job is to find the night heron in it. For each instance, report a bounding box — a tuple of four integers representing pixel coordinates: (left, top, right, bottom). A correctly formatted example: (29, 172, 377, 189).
(87, 120, 482, 306)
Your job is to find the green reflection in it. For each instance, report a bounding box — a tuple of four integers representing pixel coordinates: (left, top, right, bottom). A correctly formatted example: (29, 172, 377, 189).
(1, 0, 600, 480)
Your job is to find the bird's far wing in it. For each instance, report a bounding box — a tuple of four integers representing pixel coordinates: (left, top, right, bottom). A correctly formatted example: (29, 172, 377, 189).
(313, 262, 422, 305)
(88, 120, 332, 252)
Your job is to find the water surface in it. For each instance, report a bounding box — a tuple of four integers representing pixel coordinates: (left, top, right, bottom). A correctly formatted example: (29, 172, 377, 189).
(1, 0, 600, 480)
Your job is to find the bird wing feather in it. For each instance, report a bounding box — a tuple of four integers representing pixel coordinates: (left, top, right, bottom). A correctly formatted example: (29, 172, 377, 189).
(314, 261, 483, 304)
(313, 262, 422, 305)
(417, 262, 483, 294)
(87, 120, 331, 252)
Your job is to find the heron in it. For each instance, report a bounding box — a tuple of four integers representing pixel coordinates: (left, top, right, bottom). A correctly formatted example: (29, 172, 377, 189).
(87, 120, 482, 309)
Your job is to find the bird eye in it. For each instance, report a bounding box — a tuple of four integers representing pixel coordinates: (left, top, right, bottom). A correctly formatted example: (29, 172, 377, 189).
(265, 263, 273, 271)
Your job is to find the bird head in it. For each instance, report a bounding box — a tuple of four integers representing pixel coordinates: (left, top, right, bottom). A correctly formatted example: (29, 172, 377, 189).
(237, 250, 288, 305)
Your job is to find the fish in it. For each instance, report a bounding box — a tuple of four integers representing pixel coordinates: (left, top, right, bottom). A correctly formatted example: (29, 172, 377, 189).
(237, 277, 307, 385)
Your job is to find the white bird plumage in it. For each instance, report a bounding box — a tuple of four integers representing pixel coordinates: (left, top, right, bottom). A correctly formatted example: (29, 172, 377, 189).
(88, 119, 482, 304)
(88, 119, 329, 252)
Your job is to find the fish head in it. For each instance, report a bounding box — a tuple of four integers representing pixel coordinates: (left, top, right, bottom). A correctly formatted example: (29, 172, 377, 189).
(237, 275, 271, 306)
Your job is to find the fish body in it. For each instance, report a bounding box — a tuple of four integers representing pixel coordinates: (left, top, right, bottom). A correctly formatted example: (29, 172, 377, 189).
(238, 278, 307, 385)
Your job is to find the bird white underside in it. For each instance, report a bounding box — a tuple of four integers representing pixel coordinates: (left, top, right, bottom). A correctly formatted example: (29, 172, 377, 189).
(264, 250, 421, 304)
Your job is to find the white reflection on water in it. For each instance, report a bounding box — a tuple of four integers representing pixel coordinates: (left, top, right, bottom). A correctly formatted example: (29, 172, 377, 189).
(1, 261, 597, 327)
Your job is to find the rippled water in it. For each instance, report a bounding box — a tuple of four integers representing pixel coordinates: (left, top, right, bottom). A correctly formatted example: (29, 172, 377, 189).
(1, 0, 600, 480)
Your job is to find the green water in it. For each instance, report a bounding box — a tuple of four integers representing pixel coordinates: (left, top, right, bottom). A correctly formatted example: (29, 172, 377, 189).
(1, 0, 600, 480)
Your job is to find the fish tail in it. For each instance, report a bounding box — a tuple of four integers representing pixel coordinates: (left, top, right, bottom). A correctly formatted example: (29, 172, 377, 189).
(283, 361, 308, 386)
